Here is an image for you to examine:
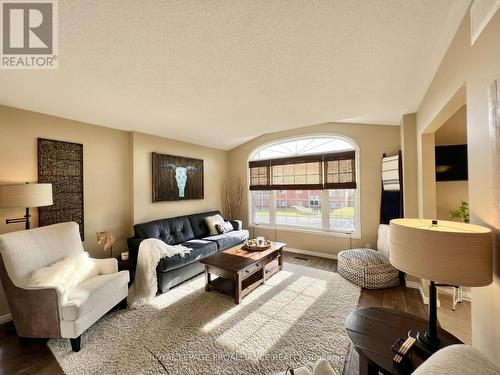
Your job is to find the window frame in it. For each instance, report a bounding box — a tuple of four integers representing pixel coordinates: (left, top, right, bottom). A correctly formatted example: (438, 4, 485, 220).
(248, 134, 361, 238)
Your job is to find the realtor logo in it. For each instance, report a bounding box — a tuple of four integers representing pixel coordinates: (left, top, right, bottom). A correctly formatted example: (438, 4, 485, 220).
(1, 0, 58, 69)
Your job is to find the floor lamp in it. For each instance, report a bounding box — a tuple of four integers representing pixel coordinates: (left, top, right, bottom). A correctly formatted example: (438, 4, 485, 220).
(390, 218, 492, 354)
(0, 183, 53, 230)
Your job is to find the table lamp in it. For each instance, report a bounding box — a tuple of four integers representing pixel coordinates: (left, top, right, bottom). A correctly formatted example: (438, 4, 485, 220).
(390, 218, 492, 354)
(0, 183, 53, 230)
(97, 231, 116, 258)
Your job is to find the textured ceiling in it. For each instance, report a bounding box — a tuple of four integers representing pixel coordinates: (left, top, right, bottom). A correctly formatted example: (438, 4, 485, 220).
(0, 0, 470, 150)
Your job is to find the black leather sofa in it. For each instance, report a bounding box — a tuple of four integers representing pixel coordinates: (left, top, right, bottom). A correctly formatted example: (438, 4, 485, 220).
(127, 210, 249, 293)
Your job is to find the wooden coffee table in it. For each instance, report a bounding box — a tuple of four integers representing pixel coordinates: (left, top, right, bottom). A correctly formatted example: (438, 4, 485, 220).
(201, 241, 286, 304)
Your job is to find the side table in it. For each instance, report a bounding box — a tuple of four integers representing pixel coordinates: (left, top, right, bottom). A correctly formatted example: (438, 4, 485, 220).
(345, 307, 462, 375)
(116, 257, 133, 286)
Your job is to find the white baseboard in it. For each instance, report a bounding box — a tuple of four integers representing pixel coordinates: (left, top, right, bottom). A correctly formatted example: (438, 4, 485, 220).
(284, 247, 338, 260)
(0, 313, 12, 324)
(405, 279, 441, 307)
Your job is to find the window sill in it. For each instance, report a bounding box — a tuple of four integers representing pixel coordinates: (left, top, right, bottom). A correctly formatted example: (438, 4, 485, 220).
(250, 224, 361, 239)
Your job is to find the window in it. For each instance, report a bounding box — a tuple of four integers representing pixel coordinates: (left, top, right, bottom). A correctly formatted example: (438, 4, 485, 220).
(251, 190, 271, 225)
(329, 189, 356, 232)
(249, 136, 360, 236)
(275, 190, 322, 228)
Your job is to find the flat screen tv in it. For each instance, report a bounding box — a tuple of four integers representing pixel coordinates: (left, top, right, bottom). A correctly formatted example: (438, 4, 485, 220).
(435, 144, 468, 181)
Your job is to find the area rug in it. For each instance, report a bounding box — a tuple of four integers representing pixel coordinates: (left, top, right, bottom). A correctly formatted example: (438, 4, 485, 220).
(49, 263, 360, 375)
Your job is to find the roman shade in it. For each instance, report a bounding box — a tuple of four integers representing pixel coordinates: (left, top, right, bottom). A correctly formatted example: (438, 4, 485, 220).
(249, 160, 271, 189)
(249, 150, 356, 190)
(324, 151, 356, 189)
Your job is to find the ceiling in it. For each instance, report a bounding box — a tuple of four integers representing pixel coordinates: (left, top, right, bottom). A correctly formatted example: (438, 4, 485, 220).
(0, 0, 470, 150)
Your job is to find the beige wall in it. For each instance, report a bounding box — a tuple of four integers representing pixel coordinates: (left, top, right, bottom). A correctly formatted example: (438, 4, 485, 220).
(436, 182, 469, 220)
(400, 113, 418, 218)
(131, 132, 228, 224)
(0, 107, 228, 319)
(228, 122, 400, 256)
(434, 105, 467, 145)
(416, 10, 500, 365)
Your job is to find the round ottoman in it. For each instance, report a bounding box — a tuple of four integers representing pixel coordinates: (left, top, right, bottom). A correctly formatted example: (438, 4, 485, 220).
(337, 248, 400, 289)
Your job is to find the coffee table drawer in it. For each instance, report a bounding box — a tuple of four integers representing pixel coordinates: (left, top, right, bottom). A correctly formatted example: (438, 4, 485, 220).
(242, 261, 262, 278)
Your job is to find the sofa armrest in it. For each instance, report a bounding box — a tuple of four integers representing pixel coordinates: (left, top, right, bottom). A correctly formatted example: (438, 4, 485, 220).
(229, 220, 243, 231)
(93, 258, 118, 275)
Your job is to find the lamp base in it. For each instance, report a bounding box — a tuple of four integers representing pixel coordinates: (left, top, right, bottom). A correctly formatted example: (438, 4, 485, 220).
(409, 329, 456, 355)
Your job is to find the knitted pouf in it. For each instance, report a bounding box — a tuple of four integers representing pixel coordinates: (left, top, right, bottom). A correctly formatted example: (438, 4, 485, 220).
(337, 248, 400, 289)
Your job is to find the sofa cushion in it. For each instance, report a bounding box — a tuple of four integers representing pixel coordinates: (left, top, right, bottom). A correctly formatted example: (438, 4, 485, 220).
(188, 211, 222, 238)
(134, 216, 195, 245)
(157, 239, 218, 273)
(203, 230, 249, 250)
(62, 271, 129, 321)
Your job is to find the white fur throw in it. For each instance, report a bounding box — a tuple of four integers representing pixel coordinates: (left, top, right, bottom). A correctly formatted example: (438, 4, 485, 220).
(25, 252, 98, 301)
(128, 239, 192, 307)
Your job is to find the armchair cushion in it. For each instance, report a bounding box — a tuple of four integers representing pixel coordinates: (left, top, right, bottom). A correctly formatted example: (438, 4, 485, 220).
(93, 257, 118, 275)
(25, 252, 98, 298)
(62, 271, 129, 321)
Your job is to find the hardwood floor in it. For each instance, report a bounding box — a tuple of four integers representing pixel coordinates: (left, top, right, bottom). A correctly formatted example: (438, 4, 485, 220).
(0, 323, 63, 375)
(0, 251, 470, 374)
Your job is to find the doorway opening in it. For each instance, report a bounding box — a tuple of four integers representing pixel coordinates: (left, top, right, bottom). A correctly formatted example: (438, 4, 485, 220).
(420, 87, 471, 344)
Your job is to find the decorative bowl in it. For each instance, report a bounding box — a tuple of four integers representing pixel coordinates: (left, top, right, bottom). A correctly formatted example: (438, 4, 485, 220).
(243, 239, 272, 252)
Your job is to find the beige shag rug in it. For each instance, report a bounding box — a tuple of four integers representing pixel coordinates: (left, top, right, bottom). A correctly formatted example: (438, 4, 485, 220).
(49, 263, 360, 375)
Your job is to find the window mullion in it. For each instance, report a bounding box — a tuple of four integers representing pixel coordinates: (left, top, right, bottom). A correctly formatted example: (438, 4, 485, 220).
(270, 190, 276, 226)
(322, 189, 329, 230)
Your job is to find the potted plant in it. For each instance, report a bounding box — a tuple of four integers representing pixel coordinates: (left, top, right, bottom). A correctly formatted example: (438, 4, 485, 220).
(449, 201, 469, 224)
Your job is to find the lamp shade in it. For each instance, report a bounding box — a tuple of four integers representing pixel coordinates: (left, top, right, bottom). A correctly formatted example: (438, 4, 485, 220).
(390, 218, 492, 287)
(0, 183, 53, 208)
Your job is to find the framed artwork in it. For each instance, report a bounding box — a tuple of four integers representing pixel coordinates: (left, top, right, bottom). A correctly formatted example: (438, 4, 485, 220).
(152, 153, 204, 202)
(38, 138, 84, 240)
(488, 78, 500, 227)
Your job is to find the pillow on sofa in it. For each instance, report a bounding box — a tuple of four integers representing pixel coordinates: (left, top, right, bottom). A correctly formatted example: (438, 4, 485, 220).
(25, 252, 98, 298)
(216, 221, 234, 234)
(205, 214, 225, 235)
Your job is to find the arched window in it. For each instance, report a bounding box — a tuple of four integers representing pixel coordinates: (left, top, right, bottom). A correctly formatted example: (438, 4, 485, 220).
(248, 135, 360, 236)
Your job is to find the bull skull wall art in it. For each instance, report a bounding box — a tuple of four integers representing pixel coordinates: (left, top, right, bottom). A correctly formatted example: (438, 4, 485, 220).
(152, 153, 204, 202)
(161, 163, 197, 198)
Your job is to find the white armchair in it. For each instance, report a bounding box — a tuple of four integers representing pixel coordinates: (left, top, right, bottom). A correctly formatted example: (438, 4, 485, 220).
(0, 222, 129, 351)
